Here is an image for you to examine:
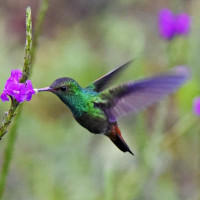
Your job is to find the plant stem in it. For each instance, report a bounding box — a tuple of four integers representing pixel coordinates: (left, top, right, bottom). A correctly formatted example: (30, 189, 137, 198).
(0, 100, 19, 140)
(0, 7, 32, 199)
(0, 0, 50, 198)
(0, 0, 50, 139)
(0, 7, 32, 140)
(0, 106, 22, 198)
(21, 6, 32, 83)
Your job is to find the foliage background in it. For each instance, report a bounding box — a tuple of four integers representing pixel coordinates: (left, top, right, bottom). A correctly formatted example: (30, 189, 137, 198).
(0, 0, 199, 199)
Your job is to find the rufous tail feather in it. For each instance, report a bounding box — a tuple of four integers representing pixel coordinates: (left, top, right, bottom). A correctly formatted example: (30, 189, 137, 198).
(106, 124, 134, 155)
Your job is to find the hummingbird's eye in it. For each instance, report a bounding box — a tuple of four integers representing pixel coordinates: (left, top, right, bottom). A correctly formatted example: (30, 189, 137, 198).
(60, 86, 67, 91)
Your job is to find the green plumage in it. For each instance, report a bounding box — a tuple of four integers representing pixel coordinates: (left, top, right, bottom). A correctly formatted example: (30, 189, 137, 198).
(49, 78, 108, 134)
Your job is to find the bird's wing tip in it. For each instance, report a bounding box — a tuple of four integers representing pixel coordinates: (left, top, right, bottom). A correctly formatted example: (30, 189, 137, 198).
(172, 65, 191, 79)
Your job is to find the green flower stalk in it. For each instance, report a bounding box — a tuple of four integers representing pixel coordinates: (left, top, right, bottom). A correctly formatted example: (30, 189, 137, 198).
(0, 7, 32, 140)
(0, 1, 50, 198)
(21, 6, 32, 83)
(0, 7, 32, 199)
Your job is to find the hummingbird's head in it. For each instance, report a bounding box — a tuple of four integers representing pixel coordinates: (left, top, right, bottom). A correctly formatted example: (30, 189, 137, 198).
(37, 77, 81, 97)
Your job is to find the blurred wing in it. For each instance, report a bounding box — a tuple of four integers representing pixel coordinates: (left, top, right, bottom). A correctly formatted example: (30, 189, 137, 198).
(99, 66, 190, 122)
(86, 60, 133, 92)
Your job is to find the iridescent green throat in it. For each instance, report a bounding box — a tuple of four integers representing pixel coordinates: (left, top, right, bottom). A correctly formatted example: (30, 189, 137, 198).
(53, 82, 100, 117)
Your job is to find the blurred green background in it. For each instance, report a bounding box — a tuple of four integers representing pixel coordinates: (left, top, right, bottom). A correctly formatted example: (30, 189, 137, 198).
(0, 0, 200, 199)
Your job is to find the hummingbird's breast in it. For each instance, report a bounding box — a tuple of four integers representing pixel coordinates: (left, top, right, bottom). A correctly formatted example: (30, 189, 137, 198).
(58, 88, 109, 134)
(74, 93, 109, 134)
(74, 110, 108, 134)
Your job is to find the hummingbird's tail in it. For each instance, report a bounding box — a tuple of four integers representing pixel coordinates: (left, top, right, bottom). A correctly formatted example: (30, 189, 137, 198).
(106, 124, 134, 155)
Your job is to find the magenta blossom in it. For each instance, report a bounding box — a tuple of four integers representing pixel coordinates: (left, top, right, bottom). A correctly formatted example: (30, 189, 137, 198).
(0, 69, 35, 103)
(158, 8, 191, 40)
(193, 97, 200, 116)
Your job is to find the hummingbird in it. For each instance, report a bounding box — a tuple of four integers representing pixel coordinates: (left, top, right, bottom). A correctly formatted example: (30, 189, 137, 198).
(37, 61, 189, 155)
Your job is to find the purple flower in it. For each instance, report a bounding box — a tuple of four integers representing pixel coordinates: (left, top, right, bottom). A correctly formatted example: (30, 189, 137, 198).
(158, 8, 191, 40)
(159, 9, 175, 40)
(193, 97, 200, 116)
(1, 69, 35, 103)
(175, 13, 191, 35)
(11, 69, 23, 81)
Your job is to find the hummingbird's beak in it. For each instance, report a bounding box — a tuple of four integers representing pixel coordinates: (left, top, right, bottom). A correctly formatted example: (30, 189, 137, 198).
(34, 87, 53, 93)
